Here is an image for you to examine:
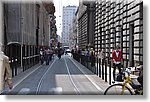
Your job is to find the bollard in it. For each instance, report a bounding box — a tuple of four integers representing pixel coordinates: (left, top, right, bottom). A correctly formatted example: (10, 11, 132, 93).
(93, 57, 96, 74)
(27, 58, 30, 69)
(99, 58, 101, 77)
(14, 58, 17, 76)
(78, 54, 81, 63)
(78, 54, 80, 62)
(96, 57, 98, 76)
(81, 55, 83, 65)
(25, 57, 27, 71)
(23, 57, 25, 72)
(105, 59, 107, 82)
(86, 56, 89, 69)
(10, 59, 14, 77)
(83, 56, 86, 66)
(102, 59, 104, 80)
(126, 60, 128, 68)
(123, 59, 124, 69)
(94, 57, 96, 74)
(109, 59, 111, 85)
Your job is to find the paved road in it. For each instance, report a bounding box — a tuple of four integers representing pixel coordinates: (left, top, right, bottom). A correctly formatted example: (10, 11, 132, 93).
(8, 55, 109, 95)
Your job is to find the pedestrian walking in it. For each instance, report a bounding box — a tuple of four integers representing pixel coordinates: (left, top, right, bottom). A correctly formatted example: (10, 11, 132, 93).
(0, 43, 13, 94)
(98, 49, 104, 66)
(45, 48, 50, 65)
(57, 47, 62, 59)
(49, 49, 53, 61)
(98, 49, 104, 60)
(112, 45, 123, 82)
(40, 48, 44, 64)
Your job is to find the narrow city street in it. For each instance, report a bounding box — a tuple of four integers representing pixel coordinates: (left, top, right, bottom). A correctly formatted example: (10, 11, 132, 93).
(1, 0, 143, 96)
(9, 55, 109, 95)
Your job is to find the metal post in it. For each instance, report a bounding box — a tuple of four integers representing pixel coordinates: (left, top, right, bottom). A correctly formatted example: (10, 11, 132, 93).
(105, 59, 107, 82)
(15, 57, 17, 76)
(109, 59, 111, 85)
(96, 57, 98, 76)
(122, 59, 124, 69)
(10, 60, 14, 77)
(23, 57, 25, 71)
(99, 58, 101, 77)
(21, 45, 23, 70)
(102, 59, 104, 80)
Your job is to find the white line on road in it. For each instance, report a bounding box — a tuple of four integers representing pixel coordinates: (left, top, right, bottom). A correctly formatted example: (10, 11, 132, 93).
(18, 88, 30, 95)
(12, 65, 42, 90)
(64, 58, 80, 95)
(49, 87, 63, 95)
(70, 58, 104, 93)
(36, 59, 56, 94)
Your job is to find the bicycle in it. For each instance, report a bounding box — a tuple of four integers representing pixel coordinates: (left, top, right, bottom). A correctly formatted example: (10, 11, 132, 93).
(104, 67, 143, 95)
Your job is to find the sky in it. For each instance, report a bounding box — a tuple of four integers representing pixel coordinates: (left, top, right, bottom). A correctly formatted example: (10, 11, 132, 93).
(54, 0, 79, 37)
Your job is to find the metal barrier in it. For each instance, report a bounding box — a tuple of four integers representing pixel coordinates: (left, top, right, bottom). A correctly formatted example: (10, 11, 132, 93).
(9, 58, 18, 77)
(73, 53, 137, 85)
(109, 59, 111, 85)
(23, 55, 40, 71)
(73, 53, 113, 85)
(10, 55, 40, 77)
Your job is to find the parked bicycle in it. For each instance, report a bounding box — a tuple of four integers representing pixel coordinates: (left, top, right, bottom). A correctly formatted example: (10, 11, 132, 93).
(104, 66, 143, 95)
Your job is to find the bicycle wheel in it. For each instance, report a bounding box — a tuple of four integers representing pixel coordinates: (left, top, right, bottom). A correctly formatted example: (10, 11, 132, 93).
(104, 84, 133, 95)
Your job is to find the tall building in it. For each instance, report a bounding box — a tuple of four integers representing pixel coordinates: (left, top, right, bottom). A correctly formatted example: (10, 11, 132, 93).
(62, 5, 77, 46)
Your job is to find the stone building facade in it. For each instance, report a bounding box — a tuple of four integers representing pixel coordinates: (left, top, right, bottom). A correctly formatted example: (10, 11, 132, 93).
(94, 0, 143, 66)
(78, 0, 143, 66)
(2, 1, 55, 76)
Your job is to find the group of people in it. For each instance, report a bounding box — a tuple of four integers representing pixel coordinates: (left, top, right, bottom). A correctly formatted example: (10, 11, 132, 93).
(72, 45, 143, 85)
(40, 47, 64, 65)
(71, 48, 96, 67)
(40, 48, 54, 65)
(0, 43, 143, 94)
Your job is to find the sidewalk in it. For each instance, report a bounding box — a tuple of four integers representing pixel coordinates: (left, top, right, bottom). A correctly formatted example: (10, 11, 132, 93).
(95, 62, 139, 84)
(9, 58, 110, 94)
(4, 63, 42, 93)
(74, 59, 140, 85)
(72, 58, 110, 92)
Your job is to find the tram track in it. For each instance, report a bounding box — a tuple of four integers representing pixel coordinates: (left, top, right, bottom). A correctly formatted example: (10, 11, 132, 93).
(68, 57, 104, 94)
(36, 59, 56, 95)
(10, 64, 50, 95)
(10, 56, 104, 95)
(64, 58, 81, 95)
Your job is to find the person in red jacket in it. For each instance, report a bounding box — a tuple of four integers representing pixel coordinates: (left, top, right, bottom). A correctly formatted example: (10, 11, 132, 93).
(112, 45, 123, 82)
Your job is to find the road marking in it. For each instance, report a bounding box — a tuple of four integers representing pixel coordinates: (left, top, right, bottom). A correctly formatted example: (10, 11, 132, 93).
(36, 59, 56, 94)
(64, 58, 80, 95)
(49, 87, 63, 95)
(18, 88, 30, 95)
(70, 58, 104, 92)
(13, 65, 42, 90)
